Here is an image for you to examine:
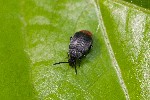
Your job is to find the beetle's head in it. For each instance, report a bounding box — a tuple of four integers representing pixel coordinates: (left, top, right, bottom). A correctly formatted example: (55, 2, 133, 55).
(53, 57, 77, 74)
(68, 57, 76, 67)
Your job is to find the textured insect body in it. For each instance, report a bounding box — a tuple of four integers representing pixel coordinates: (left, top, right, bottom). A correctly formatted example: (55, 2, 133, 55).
(53, 30, 93, 74)
(69, 31, 92, 58)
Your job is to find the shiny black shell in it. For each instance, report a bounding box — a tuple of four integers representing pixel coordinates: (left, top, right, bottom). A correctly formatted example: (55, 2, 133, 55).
(69, 30, 93, 59)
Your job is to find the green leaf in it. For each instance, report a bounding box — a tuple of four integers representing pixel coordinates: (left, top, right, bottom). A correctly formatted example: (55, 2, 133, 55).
(0, 0, 149, 100)
(99, 0, 150, 99)
(123, 0, 150, 9)
(0, 0, 35, 100)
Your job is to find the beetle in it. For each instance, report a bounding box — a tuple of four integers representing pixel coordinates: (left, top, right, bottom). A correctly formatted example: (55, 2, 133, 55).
(53, 30, 93, 74)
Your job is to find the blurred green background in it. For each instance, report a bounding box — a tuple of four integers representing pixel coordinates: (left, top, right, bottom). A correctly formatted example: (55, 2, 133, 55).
(0, 0, 149, 100)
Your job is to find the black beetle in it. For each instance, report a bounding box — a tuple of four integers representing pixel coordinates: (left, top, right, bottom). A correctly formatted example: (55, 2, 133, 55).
(53, 30, 93, 74)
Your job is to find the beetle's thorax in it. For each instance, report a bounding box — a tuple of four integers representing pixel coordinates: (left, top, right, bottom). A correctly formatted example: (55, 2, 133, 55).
(69, 49, 82, 58)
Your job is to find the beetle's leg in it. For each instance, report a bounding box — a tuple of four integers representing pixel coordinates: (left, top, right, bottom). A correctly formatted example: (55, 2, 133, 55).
(74, 61, 77, 74)
(83, 54, 86, 57)
(78, 58, 81, 67)
(65, 52, 69, 59)
(90, 45, 93, 48)
(67, 52, 69, 57)
(86, 45, 93, 54)
(70, 36, 72, 41)
(89, 45, 93, 51)
(75, 65, 77, 75)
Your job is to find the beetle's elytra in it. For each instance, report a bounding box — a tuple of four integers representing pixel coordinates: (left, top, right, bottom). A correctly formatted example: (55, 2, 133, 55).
(53, 30, 93, 74)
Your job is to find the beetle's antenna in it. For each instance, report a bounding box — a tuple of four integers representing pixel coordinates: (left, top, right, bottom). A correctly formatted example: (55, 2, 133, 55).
(75, 66, 77, 74)
(53, 62, 69, 65)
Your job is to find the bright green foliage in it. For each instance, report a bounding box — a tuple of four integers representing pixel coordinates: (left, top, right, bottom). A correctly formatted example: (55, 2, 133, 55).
(0, 0, 149, 100)
(124, 0, 150, 9)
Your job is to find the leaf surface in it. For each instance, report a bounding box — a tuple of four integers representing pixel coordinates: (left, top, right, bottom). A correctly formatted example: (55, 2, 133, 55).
(0, 0, 149, 100)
